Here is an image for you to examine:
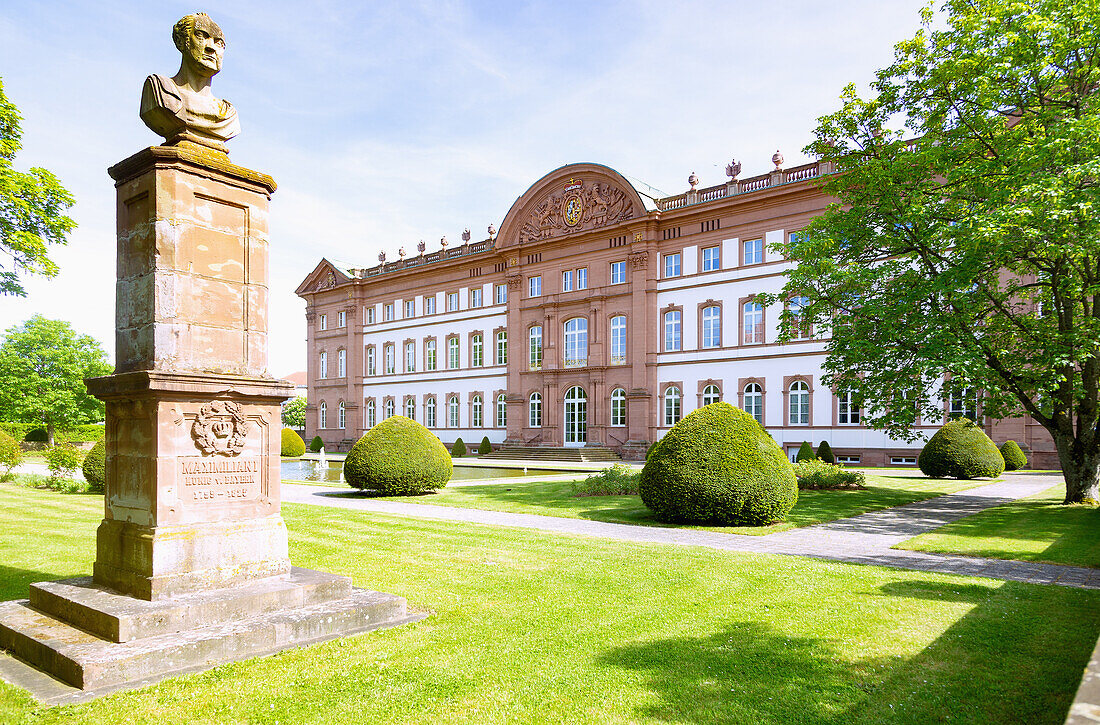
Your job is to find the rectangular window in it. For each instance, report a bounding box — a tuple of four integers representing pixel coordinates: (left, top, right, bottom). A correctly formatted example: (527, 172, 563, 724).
(701, 246, 720, 272)
(426, 340, 436, 371)
(447, 292, 459, 312)
(836, 455, 861, 465)
(495, 283, 507, 305)
(496, 331, 507, 365)
(337, 310, 346, 327)
(529, 326, 543, 370)
(405, 300, 414, 318)
(425, 295, 436, 315)
(562, 270, 573, 292)
(366, 307, 375, 324)
(366, 347, 375, 376)
(744, 238, 763, 265)
(472, 334, 483, 367)
(743, 302, 764, 344)
(405, 342, 415, 372)
(576, 267, 587, 290)
(838, 392, 861, 424)
(319, 351, 327, 378)
(337, 349, 346, 377)
(891, 456, 917, 466)
(529, 276, 541, 297)
(448, 338, 460, 369)
(319, 314, 327, 330)
(610, 316, 626, 365)
(384, 304, 394, 321)
(664, 253, 681, 278)
(610, 261, 626, 285)
(470, 288, 483, 308)
(384, 345, 395, 374)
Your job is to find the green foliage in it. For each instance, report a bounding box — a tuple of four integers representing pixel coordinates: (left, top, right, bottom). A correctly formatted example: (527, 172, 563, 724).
(793, 460, 865, 490)
(1000, 440, 1028, 471)
(45, 444, 83, 480)
(478, 436, 492, 455)
(309, 435, 324, 453)
(18, 472, 86, 494)
(0, 429, 21, 478)
(343, 415, 451, 495)
(816, 440, 835, 464)
(639, 402, 797, 525)
(795, 441, 815, 463)
(281, 427, 306, 457)
(0, 316, 111, 442)
(451, 437, 466, 458)
(767, 0, 1100, 503)
(281, 397, 306, 428)
(56, 423, 105, 444)
(0, 77, 76, 298)
(23, 427, 46, 442)
(81, 440, 105, 493)
(919, 419, 1005, 480)
(572, 464, 641, 497)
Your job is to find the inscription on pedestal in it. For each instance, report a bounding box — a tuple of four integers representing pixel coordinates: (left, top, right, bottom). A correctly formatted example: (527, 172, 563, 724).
(179, 456, 261, 503)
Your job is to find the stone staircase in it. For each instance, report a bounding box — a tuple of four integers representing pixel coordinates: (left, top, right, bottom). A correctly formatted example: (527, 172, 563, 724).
(481, 446, 622, 463)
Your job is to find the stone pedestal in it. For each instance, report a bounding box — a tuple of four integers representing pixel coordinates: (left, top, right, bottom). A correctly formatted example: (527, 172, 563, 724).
(0, 145, 419, 702)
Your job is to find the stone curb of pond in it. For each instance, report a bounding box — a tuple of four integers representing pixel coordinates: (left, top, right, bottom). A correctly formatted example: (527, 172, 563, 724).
(1066, 633, 1100, 725)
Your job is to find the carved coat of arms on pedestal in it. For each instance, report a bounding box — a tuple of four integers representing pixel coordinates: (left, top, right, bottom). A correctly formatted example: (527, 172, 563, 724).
(192, 400, 252, 456)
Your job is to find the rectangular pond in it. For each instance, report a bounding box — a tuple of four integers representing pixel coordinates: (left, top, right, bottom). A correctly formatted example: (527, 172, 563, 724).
(281, 460, 573, 485)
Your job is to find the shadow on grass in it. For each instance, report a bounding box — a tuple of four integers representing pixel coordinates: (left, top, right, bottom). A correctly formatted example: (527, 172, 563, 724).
(602, 580, 1100, 724)
(0, 565, 74, 603)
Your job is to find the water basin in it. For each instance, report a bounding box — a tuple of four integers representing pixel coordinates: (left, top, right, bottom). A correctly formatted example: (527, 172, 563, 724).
(281, 460, 570, 484)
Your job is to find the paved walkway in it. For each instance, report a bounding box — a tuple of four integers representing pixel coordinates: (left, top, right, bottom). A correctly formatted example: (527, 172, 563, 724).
(282, 473, 1100, 590)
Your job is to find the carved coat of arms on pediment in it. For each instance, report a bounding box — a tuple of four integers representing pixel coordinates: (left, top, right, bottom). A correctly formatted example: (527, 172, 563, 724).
(192, 400, 251, 456)
(519, 178, 634, 244)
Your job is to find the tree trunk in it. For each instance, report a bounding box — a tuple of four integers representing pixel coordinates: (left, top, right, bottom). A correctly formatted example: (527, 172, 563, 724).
(1050, 429, 1100, 504)
(46, 421, 54, 447)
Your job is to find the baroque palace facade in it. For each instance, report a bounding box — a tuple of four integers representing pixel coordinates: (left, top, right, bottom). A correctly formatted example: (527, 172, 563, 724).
(296, 158, 1054, 465)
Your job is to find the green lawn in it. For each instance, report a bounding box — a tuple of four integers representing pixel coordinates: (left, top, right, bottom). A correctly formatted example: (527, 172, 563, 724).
(1, 483, 1097, 724)
(359, 472, 988, 535)
(895, 483, 1100, 568)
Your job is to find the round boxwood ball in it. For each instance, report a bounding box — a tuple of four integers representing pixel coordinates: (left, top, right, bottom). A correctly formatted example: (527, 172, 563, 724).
(1000, 440, 1028, 471)
(344, 415, 452, 495)
(640, 402, 797, 525)
(82, 440, 106, 494)
(281, 428, 306, 457)
(918, 418, 1005, 479)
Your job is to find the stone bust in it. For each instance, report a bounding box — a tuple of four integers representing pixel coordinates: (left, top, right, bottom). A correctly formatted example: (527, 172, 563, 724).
(140, 13, 240, 151)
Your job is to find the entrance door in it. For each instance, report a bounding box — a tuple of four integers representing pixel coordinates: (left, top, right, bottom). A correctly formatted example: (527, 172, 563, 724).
(563, 386, 587, 447)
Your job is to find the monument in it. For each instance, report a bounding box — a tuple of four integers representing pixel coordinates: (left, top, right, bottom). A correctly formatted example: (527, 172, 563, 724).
(0, 13, 420, 703)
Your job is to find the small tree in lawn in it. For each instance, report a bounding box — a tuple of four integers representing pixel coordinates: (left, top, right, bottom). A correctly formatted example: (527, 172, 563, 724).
(478, 436, 492, 455)
(816, 440, 835, 465)
(451, 438, 466, 458)
(795, 441, 814, 463)
(281, 397, 306, 428)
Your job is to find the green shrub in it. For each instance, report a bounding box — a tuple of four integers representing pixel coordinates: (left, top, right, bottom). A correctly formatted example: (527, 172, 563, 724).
(478, 436, 492, 455)
(281, 428, 306, 457)
(45, 445, 84, 480)
(343, 415, 451, 495)
(18, 472, 86, 494)
(816, 440, 835, 464)
(639, 402, 798, 525)
(793, 459, 865, 490)
(309, 435, 324, 453)
(795, 441, 815, 462)
(572, 464, 640, 496)
(25, 428, 48, 443)
(918, 418, 1005, 479)
(0, 430, 22, 479)
(82, 440, 106, 493)
(451, 438, 466, 457)
(1000, 440, 1028, 471)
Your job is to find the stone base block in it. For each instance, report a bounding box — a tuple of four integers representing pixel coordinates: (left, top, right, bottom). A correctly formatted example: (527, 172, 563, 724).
(0, 568, 422, 701)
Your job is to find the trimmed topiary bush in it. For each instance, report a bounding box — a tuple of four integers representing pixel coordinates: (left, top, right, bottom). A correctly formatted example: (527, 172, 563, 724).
(918, 418, 1005, 479)
(82, 440, 106, 493)
(451, 437, 466, 457)
(639, 402, 797, 525)
(796, 441, 815, 463)
(1000, 440, 1028, 471)
(816, 440, 835, 464)
(309, 435, 324, 453)
(281, 428, 306, 457)
(24, 428, 48, 443)
(343, 416, 451, 495)
(478, 436, 492, 455)
(0, 430, 22, 479)
(793, 459, 864, 489)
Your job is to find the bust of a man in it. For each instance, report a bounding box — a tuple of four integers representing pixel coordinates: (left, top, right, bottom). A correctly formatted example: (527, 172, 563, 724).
(140, 13, 240, 151)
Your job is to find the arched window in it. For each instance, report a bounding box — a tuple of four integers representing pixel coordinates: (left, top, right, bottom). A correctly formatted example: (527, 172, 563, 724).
(743, 301, 764, 344)
(472, 334, 484, 367)
(744, 383, 763, 423)
(496, 331, 507, 365)
(664, 310, 682, 351)
(448, 337, 460, 369)
(366, 346, 375, 375)
(405, 397, 415, 420)
(563, 318, 588, 367)
(319, 401, 327, 429)
(366, 399, 376, 428)
(426, 339, 437, 370)
(496, 393, 507, 427)
(472, 395, 483, 427)
(529, 392, 542, 427)
(337, 349, 346, 377)
(319, 351, 328, 379)
(664, 386, 682, 426)
(448, 396, 460, 427)
(405, 342, 415, 372)
(610, 388, 626, 427)
(529, 326, 543, 370)
(338, 401, 346, 429)
(789, 381, 810, 425)
(702, 306, 721, 348)
(610, 315, 627, 365)
(564, 386, 587, 444)
(384, 344, 395, 374)
(788, 296, 812, 339)
(426, 397, 436, 427)
(385, 398, 395, 419)
(703, 384, 721, 405)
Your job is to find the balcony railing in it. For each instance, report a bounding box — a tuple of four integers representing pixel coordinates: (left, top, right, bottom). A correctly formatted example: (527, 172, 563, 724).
(563, 356, 588, 368)
(654, 160, 834, 212)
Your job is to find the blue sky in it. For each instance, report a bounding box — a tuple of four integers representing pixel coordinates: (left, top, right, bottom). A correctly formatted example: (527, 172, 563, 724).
(0, 0, 928, 376)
